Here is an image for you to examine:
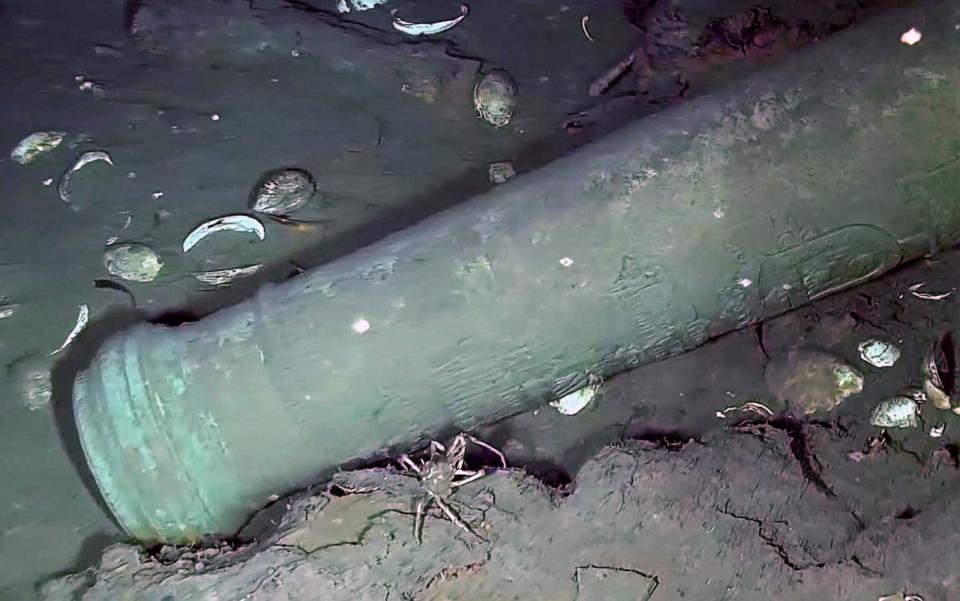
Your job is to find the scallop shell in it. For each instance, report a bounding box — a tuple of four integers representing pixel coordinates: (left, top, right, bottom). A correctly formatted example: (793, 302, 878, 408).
(249, 168, 316, 216)
(473, 70, 517, 128)
(103, 243, 164, 282)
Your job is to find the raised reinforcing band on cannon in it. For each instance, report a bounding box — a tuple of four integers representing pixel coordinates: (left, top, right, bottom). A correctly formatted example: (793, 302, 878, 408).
(75, 0, 960, 542)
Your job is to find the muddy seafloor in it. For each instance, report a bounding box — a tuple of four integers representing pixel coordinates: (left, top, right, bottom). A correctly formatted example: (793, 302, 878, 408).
(0, 0, 942, 598)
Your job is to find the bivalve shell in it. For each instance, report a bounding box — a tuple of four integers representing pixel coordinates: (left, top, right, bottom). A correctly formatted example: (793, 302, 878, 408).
(870, 396, 919, 428)
(858, 339, 900, 368)
(249, 168, 316, 216)
(473, 69, 517, 128)
(104, 243, 164, 282)
(11, 131, 65, 164)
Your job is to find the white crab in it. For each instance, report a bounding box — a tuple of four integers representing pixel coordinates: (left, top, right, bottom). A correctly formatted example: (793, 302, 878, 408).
(398, 433, 506, 541)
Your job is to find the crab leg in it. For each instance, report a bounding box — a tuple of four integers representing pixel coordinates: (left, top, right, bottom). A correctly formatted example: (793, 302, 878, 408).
(414, 499, 426, 543)
(451, 469, 486, 488)
(432, 495, 485, 541)
(398, 454, 421, 475)
(466, 435, 508, 468)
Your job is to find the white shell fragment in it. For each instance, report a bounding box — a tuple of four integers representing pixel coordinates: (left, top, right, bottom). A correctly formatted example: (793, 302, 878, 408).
(908, 282, 953, 301)
(550, 379, 602, 416)
(352, 317, 371, 334)
(58, 150, 114, 205)
(337, 0, 389, 13)
(50, 304, 89, 356)
(195, 264, 263, 286)
(870, 396, 919, 429)
(900, 27, 922, 46)
(858, 339, 900, 368)
(924, 351, 953, 410)
(182, 214, 266, 252)
(879, 593, 924, 601)
(11, 131, 65, 164)
(550, 388, 595, 416)
(391, 4, 467, 36)
(70, 150, 113, 171)
(103, 244, 164, 283)
(716, 401, 775, 419)
(0, 303, 20, 320)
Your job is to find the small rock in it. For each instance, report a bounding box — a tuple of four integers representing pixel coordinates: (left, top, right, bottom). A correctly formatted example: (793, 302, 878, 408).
(488, 161, 516, 184)
(93, 44, 124, 58)
(765, 349, 863, 415)
(400, 76, 440, 104)
(78, 78, 107, 98)
(10, 356, 53, 411)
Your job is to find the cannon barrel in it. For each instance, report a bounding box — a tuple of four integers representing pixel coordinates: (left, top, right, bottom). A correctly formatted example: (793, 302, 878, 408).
(75, 0, 960, 542)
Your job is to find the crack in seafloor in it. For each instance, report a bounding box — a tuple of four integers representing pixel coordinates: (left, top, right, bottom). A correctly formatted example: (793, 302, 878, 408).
(573, 564, 660, 601)
(714, 503, 822, 572)
(714, 502, 884, 577)
(734, 419, 866, 530)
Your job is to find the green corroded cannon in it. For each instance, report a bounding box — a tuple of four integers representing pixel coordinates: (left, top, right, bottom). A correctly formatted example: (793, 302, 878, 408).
(75, 0, 960, 542)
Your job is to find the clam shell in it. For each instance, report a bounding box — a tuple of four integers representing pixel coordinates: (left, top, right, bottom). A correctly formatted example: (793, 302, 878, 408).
(249, 168, 316, 216)
(473, 70, 517, 128)
(104, 243, 164, 282)
(858, 339, 900, 368)
(870, 396, 919, 428)
(550, 385, 598, 416)
(11, 131, 65, 164)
